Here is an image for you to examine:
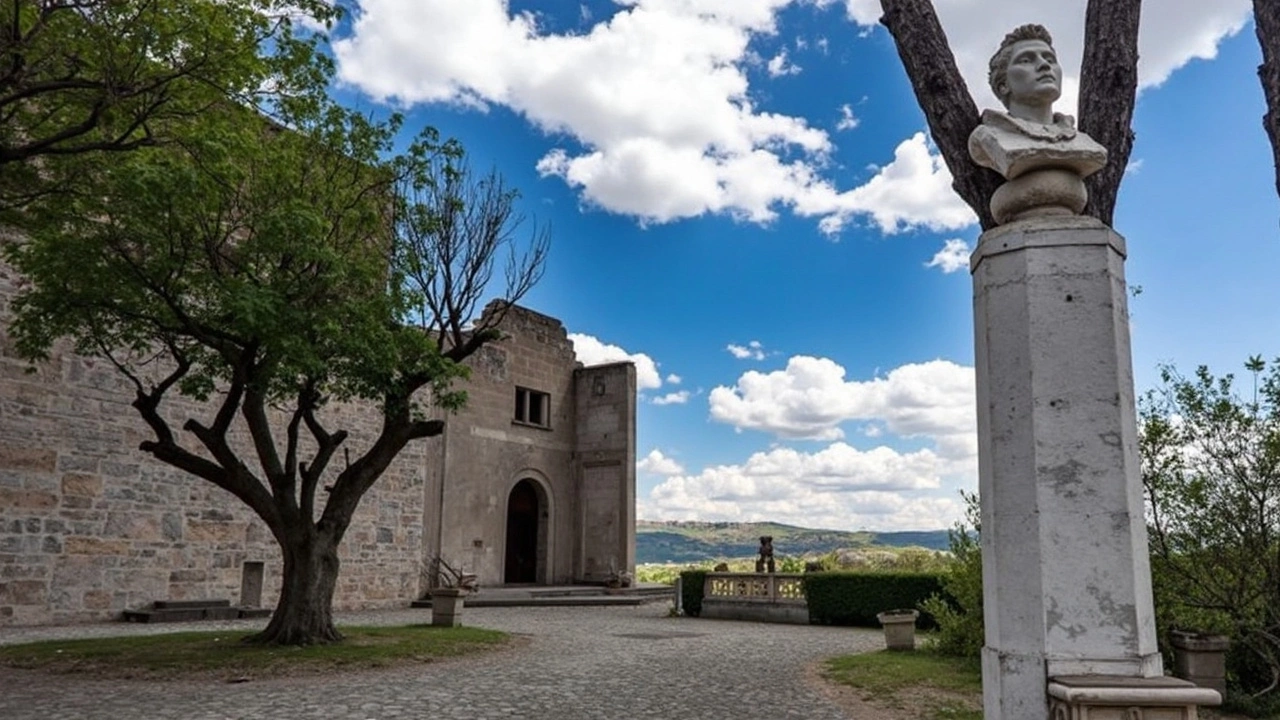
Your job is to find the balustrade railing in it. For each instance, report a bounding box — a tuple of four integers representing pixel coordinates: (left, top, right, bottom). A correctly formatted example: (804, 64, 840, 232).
(702, 572, 806, 605)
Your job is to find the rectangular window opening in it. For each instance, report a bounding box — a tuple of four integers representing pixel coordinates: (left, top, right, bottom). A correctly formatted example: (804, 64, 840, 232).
(515, 387, 550, 428)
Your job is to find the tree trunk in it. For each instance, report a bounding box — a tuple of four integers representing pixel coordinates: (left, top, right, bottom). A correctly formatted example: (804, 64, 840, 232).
(879, 0, 1004, 230)
(1078, 0, 1141, 226)
(245, 531, 343, 645)
(1255, 0, 1280, 202)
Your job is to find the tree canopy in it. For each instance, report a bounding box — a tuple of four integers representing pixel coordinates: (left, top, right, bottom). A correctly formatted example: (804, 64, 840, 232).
(0, 0, 337, 204)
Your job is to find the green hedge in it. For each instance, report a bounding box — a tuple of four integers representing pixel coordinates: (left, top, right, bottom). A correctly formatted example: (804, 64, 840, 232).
(802, 571, 945, 627)
(679, 570, 709, 617)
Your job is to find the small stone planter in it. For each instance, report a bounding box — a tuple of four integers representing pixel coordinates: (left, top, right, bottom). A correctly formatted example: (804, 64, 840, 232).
(1171, 630, 1229, 698)
(876, 609, 920, 651)
(429, 587, 465, 627)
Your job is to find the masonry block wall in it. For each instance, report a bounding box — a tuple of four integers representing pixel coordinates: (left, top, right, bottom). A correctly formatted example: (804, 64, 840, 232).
(0, 260, 430, 625)
(425, 305, 581, 588)
(574, 362, 637, 582)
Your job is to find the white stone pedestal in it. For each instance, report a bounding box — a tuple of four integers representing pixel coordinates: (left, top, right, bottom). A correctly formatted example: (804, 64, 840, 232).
(971, 216, 1194, 718)
(1048, 676, 1220, 719)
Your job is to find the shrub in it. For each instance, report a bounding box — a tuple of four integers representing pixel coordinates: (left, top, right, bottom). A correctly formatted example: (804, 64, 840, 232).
(921, 490, 985, 658)
(803, 571, 945, 627)
(679, 569, 709, 617)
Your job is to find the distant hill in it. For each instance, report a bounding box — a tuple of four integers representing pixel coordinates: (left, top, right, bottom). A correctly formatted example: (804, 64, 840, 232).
(635, 520, 950, 564)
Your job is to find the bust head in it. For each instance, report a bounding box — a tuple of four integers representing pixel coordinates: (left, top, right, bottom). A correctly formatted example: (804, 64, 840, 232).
(988, 24, 1061, 120)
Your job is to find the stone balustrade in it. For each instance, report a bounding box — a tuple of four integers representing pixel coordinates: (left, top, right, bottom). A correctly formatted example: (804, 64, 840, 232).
(700, 572, 809, 624)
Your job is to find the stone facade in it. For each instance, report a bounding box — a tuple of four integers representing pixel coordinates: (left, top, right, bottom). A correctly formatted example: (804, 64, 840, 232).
(423, 305, 636, 587)
(0, 261, 636, 625)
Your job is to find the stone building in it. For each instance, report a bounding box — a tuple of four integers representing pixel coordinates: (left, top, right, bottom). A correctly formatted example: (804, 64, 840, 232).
(0, 260, 636, 625)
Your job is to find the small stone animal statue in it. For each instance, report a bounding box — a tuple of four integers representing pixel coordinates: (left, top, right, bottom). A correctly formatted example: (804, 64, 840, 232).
(755, 536, 776, 573)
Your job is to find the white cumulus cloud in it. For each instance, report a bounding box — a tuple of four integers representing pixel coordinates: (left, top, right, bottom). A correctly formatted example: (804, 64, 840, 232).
(637, 449, 686, 476)
(569, 333, 663, 390)
(766, 49, 802, 77)
(637, 442, 966, 531)
(653, 390, 692, 406)
(708, 357, 976, 465)
(727, 340, 767, 360)
(836, 103, 860, 131)
(926, 238, 971, 274)
(841, 0, 1250, 114)
(332, 0, 974, 234)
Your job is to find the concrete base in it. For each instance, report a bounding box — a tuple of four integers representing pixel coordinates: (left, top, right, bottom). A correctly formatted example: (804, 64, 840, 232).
(1048, 675, 1221, 719)
(699, 599, 810, 625)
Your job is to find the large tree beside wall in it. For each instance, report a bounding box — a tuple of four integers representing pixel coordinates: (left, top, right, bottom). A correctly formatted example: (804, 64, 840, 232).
(3, 96, 549, 645)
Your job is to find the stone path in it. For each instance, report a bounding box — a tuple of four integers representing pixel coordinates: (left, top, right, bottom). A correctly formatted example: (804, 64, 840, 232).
(0, 605, 884, 719)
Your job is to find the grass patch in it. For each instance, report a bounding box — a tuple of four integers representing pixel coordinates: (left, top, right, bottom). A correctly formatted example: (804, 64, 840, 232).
(0, 625, 510, 681)
(823, 650, 982, 720)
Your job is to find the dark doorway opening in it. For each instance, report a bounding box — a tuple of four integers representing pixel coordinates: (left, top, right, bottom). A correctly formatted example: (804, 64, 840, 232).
(505, 479, 540, 584)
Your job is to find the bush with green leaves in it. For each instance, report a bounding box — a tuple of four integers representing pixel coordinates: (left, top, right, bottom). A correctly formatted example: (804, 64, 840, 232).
(803, 571, 945, 627)
(1140, 357, 1280, 700)
(920, 491, 984, 658)
(679, 569, 709, 617)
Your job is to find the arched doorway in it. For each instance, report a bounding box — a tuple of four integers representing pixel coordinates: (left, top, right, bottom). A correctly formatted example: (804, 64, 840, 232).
(504, 479, 541, 584)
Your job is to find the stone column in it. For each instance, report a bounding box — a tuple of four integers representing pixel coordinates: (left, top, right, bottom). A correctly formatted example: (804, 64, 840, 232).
(971, 215, 1216, 718)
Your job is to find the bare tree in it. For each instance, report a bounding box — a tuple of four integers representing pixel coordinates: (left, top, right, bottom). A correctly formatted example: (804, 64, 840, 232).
(393, 152, 551, 363)
(6, 107, 549, 646)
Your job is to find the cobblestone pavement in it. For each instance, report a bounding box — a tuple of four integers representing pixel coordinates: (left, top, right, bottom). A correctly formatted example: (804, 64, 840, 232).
(0, 604, 883, 719)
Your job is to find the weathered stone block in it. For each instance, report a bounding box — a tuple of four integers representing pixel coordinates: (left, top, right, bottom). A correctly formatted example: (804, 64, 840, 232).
(63, 536, 129, 555)
(186, 520, 244, 544)
(0, 444, 56, 473)
(2, 580, 48, 605)
(0, 488, 57, 508)
(82, 590, 112, 610)
(60, 473, 101, 497)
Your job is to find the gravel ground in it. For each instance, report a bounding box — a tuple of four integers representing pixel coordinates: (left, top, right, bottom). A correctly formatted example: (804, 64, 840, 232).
(0, 604, 886, 720)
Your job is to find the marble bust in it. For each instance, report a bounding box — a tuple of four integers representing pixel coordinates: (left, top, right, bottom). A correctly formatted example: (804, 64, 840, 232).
(969, 24, 1107, 225)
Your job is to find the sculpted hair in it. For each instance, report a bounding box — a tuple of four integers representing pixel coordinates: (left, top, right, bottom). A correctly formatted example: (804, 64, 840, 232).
(988, 24, 1054, 106)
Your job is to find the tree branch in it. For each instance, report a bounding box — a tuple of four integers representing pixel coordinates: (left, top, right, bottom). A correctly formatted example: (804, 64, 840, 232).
(1255, 0, 1280, 203)
(300, 403, 347, 521)
(1078, 0, 1141, 226)
(878, 0, 1000, 230)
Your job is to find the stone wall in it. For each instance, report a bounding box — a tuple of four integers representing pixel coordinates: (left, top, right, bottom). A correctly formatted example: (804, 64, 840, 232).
(1, 261, 639, 624)
(0, 260, 430, 625)
(426, 305, 582, 587)
(574, 362, 637, 581)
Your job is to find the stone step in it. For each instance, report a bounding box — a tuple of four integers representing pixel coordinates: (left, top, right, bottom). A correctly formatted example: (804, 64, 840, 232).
(152, 599, 231, 610)
(121, 603, 262, 623)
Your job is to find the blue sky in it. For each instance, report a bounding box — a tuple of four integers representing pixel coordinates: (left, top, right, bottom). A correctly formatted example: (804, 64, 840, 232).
(318, 0, 1277, 532)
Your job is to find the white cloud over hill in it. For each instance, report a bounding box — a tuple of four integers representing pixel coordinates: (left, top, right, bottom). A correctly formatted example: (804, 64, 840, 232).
(638, 442, 966, 531)
(709, 357, 976, 460)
